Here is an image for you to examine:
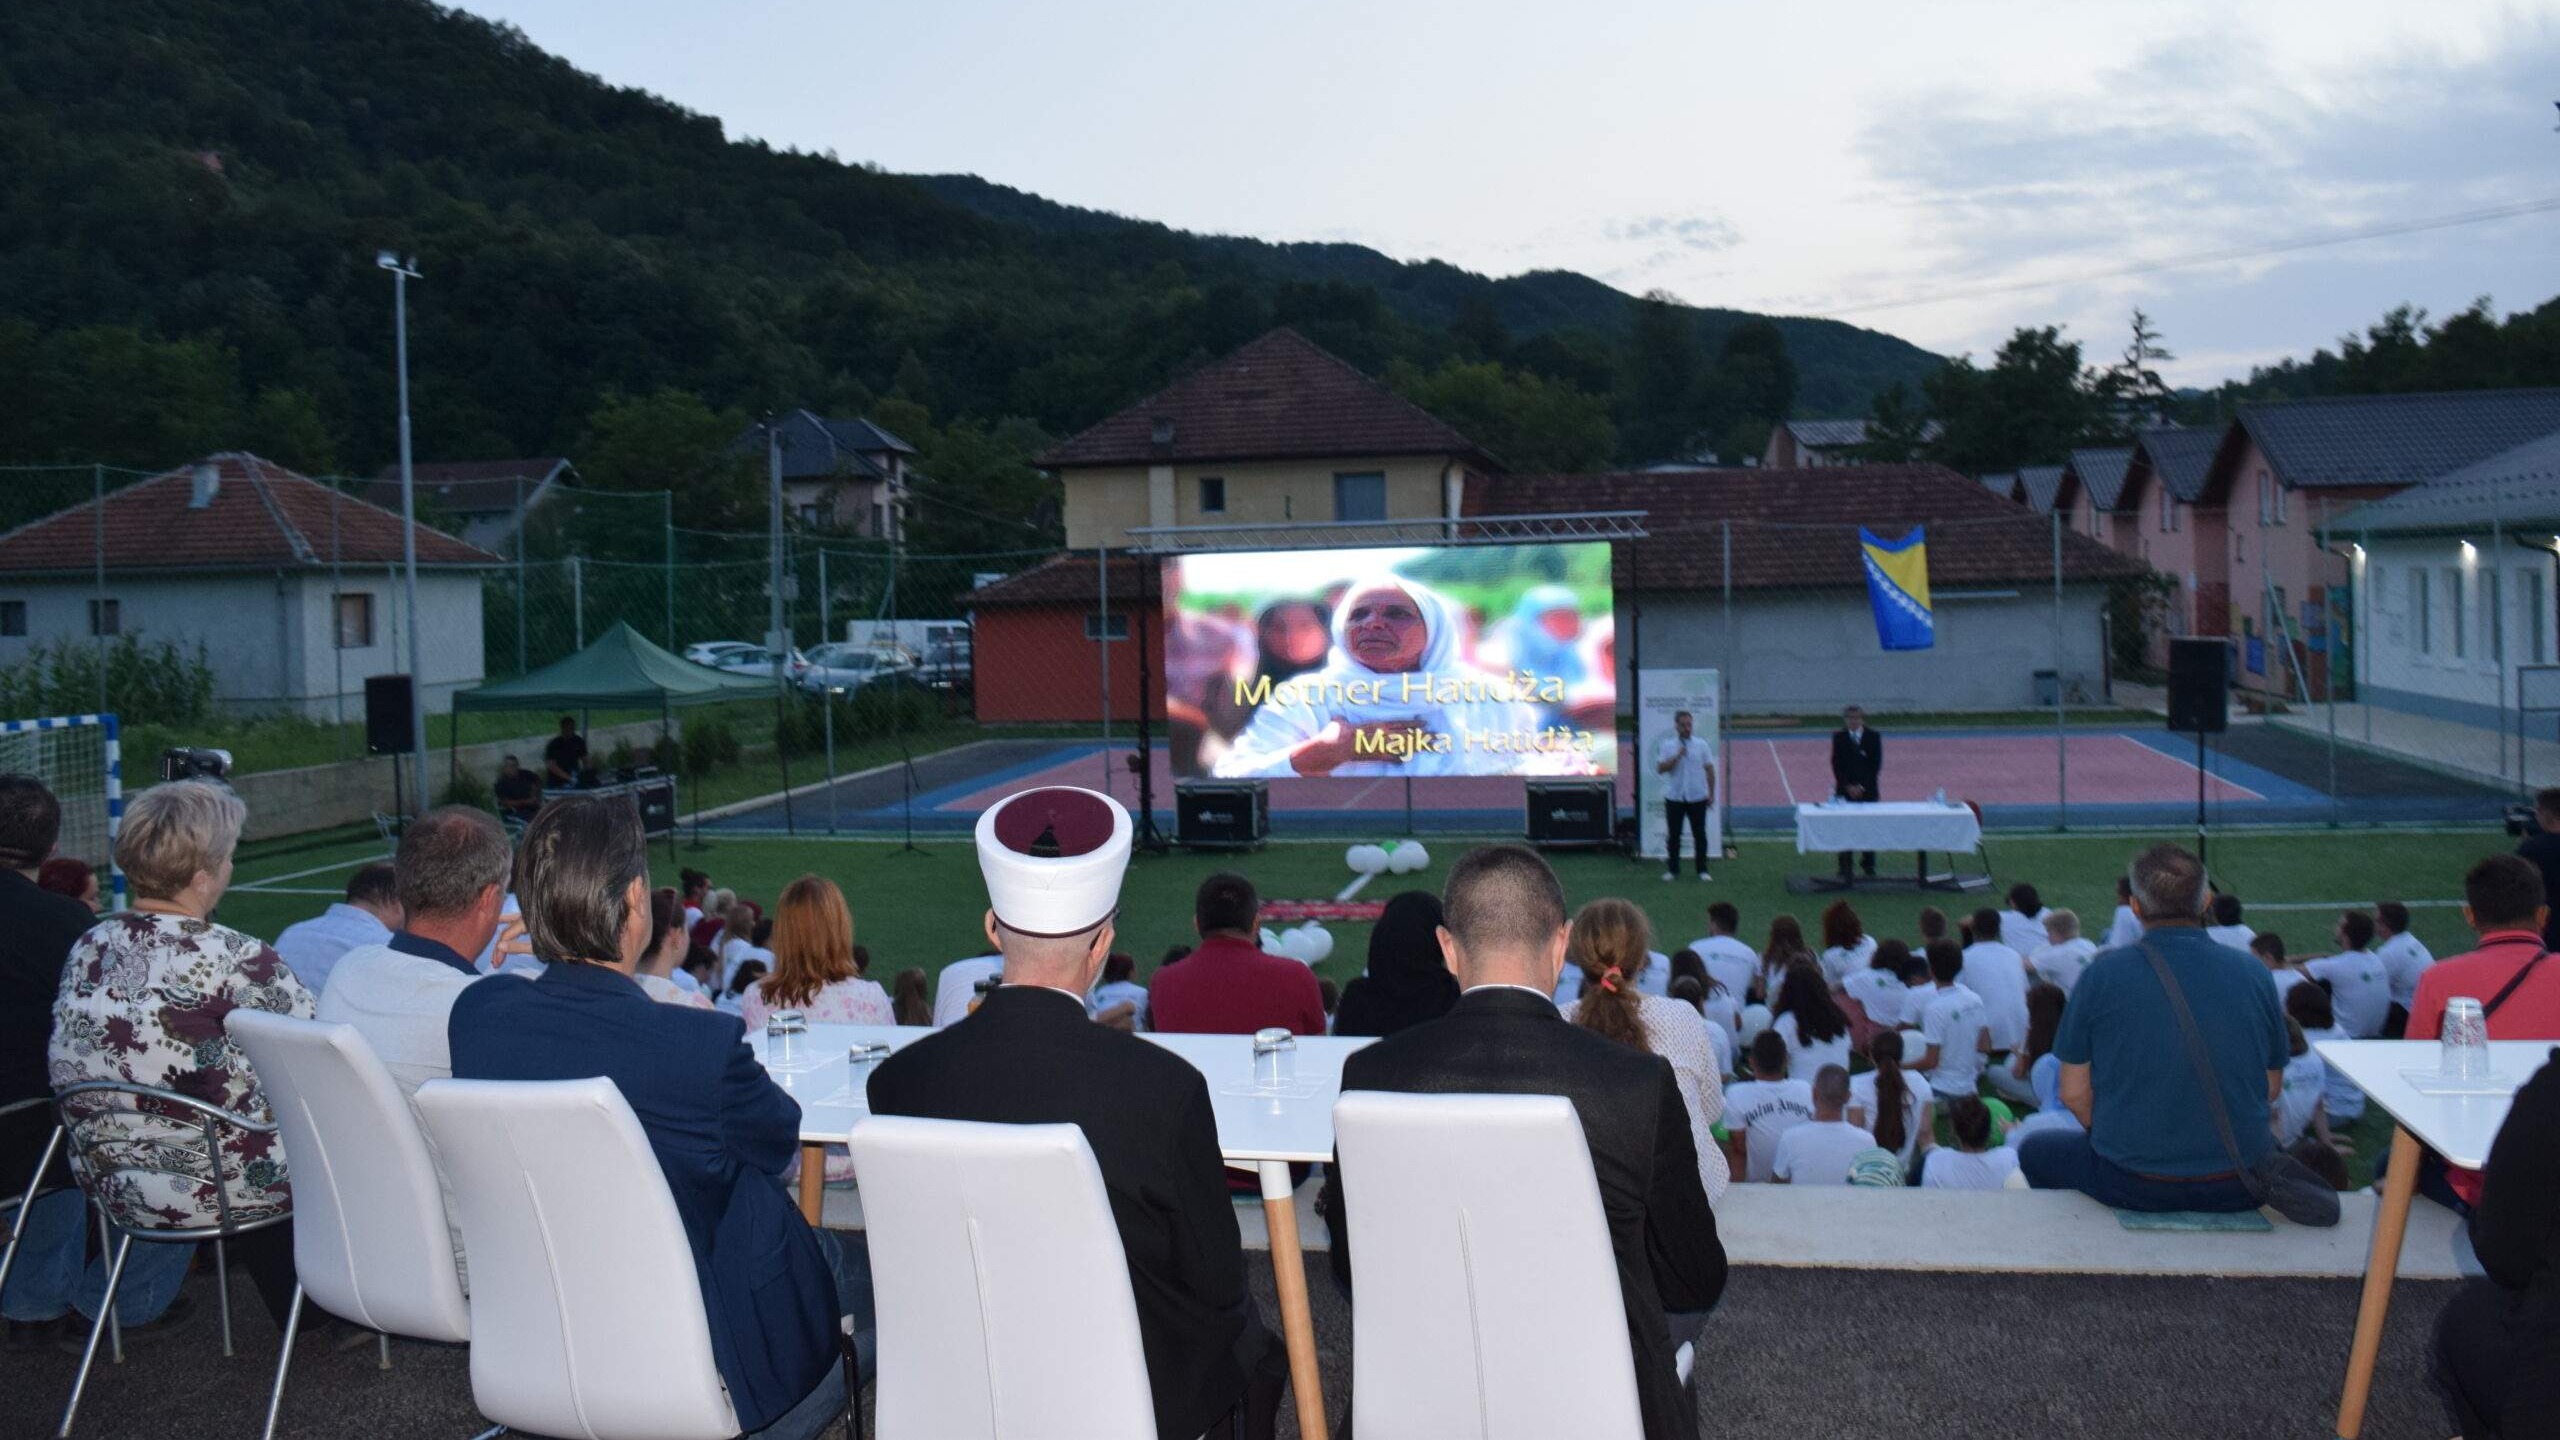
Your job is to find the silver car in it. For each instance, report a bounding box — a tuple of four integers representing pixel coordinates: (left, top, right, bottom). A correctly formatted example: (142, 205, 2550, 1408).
(800, 643, 917, 694)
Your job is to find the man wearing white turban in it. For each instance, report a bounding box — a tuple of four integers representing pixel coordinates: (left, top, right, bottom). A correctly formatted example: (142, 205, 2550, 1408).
(866, 787, 1286, 1439)
(1213, 574, 1536, 778)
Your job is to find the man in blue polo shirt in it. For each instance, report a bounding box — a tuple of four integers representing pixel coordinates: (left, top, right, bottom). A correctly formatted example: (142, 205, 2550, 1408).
(2019, 842, 2288, 1212)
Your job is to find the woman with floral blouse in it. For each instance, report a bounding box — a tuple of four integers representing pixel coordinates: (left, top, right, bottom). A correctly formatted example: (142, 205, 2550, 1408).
(49, 780, 313, 1329)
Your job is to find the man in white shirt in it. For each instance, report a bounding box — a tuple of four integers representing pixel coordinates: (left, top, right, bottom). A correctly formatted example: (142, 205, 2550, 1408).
(1960, 908, 2031, 1051)
(273, 863, 402, 993)
(2205, 892, 2256, 951)
(932, 953, 1004, 1026)
(317, 806, 526, 1289)
(1725, 1031, 1814, 1182)
(2304, 910, 2394, 1038)
(1997, 884, 2052, 958)
(1911, 941, 1991, 1102)
(2029, 909, 2099, 996)
(2103, 876, 2144, 950)
(1653, 710, 1714, 883)
(1771, 1066, 1873, 1186)
(2371, 901, 2434, 1033)
(1686, 901, 1759, 1006)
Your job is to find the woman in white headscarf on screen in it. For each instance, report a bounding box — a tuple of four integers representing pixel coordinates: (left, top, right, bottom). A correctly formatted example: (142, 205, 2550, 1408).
(1213, 573, 1550, 778)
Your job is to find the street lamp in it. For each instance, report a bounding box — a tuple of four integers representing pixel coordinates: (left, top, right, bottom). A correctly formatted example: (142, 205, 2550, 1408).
(377, 251, 430, 818)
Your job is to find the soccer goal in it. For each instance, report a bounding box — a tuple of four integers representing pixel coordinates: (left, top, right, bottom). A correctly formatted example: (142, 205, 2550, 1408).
(0, 713, 123, 906)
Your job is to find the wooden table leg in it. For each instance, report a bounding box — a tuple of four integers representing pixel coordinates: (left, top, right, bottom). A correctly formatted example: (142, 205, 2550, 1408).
(798, 1141, 827, 1226)
(2336, 1125, 2421, 1439)
(1260, 1160, 1328, 1440)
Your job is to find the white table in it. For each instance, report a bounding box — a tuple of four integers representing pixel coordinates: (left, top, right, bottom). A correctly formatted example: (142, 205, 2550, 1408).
(757, 1022, 1373, 1440)
(1792, 800, 1982, 855)
(2315, 1039, 2542, 1439)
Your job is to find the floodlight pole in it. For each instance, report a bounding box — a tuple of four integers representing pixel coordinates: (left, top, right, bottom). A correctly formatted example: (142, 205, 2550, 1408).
(379, 251, 429, 818)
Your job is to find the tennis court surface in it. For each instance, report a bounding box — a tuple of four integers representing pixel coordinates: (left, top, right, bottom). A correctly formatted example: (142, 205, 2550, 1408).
(705, 720, 2511, 837)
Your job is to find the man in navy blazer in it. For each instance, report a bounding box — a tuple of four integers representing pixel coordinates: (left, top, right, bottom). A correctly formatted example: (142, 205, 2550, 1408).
(448, 799, 867, 1439)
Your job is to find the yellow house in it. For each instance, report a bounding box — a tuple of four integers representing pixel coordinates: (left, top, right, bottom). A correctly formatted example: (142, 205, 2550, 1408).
(1041, 328, 1501, 550)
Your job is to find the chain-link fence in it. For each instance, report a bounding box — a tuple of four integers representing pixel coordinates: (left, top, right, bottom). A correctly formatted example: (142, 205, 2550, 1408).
(0, 455, 2532, 836)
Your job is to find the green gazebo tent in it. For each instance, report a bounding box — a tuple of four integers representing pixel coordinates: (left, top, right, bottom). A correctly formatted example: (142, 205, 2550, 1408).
(448, 621, 777, 781)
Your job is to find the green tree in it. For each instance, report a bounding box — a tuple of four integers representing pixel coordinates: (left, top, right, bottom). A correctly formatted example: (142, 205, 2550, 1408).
(1621, 290, 1703, 460)
(902, 414, 1061, 555)
(1850, 380, 1932, 462)
(2096, 308, 2175, 432)
(244, 387, 339, 474)
(576, 387, 756, 525)
(1924, 326, 2109, 475)
(1388, 359, 1617, 474)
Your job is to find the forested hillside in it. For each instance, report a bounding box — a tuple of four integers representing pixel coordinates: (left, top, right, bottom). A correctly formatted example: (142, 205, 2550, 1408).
(0, 0, 1941, 528)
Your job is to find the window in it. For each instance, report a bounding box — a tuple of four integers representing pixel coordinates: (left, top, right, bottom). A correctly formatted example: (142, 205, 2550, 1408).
(2275, 480, 2289, 525)
(87, 599, 119, 636)
(0, 601, 21, 637)
(1198, 476, 1226, 514)
(2234, 529, 2244, 564)
(1084, 612, 1130, 642)
(870, 502, 886, 537)
(2257, 472, 2271, 525)
(2448, 568, 2466, 659)
(334, 592, 374, 649)
(2415, 569, 2431, 654)
(1333, 472, 1387, 523)
(797, 503, 822, 526)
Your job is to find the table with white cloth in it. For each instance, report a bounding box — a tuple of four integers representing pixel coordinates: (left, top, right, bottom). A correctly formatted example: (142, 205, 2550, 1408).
(2316, 1038, 2535, 1439)
(1791, 800, 1984, 890)
(757, 1021, 1373, 1440)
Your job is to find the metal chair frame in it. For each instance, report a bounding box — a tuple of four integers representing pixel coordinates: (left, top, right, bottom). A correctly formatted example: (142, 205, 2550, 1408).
(0, 1096, 72, 1304)
(50, 1079, 289, 1438)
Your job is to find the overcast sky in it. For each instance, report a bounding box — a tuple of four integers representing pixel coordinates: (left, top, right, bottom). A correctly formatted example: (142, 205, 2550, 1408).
(452, 0, 2560, 386)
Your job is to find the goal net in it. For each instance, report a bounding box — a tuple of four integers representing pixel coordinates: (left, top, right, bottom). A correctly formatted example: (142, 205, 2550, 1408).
(0, 714, 122, 906)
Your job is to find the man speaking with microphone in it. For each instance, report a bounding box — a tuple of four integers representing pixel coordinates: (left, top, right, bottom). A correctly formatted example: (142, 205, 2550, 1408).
(1655, 709, 1714, 883)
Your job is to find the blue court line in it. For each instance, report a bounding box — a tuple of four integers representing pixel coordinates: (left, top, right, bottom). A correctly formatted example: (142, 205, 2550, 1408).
(2114, 731, 2330, 805)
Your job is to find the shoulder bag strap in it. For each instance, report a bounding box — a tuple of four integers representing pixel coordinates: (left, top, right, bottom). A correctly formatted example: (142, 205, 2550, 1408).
(2137, 940, 2258, 1186)
(2483, 946, 2551, 1020)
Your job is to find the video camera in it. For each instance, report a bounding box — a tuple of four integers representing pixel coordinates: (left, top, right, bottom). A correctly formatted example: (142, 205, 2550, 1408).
(159, 747, 234, 784)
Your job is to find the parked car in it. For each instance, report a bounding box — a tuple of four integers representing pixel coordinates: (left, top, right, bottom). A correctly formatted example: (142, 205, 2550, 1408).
(800, 643, 916, 694)
(708, 645, 810, 681)
(682, 640, 759, 667)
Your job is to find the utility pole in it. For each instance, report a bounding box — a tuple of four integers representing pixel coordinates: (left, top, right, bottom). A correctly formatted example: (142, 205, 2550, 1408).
(377, 251, 429, 817)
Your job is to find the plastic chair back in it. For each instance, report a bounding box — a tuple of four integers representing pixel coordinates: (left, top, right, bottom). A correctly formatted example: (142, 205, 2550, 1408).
(226, 1010, 468, 1342)
(1332, 1090, 1648, 1440)
(413, 1078, 737, 1440)
(848, 1115, 1154, 1439)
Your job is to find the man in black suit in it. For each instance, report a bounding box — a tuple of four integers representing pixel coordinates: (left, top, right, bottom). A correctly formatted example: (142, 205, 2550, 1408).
(866, 786, 1284, 1440)
(1830, 704, 1884, 881)
(1318, 844, 1726, 1440)
(2514, 786, 2560, 948)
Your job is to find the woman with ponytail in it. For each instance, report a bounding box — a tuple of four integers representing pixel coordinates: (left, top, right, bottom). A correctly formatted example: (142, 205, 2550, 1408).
(1563, 897, 1730, 1202)
(1848, 1028, 1933, 1179)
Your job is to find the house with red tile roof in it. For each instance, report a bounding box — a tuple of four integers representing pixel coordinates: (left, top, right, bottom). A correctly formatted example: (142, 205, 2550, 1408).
(0, 453, 501, 719)
(1040, 328, 1500, 550)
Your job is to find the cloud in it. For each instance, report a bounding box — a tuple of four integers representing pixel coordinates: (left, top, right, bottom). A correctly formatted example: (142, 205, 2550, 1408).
(1602, 214, 1743, 253)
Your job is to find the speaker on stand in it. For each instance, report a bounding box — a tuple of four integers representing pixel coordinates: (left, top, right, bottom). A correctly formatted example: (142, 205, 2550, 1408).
(2165, 639, 2231, 868)
(366, 674, 418, 818)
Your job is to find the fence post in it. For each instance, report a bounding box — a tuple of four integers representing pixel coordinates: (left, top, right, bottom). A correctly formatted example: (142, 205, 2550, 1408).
(514, 474, 528, 677)
(818, 549, 830, 646)
(331, 481, 346, 744)
(571, 554, 585, 651)
(663, 489, 676, 650)
(1098, 545, 1112, 793)
(2322, 499, 2340, 828)
(2495, 488, 2509, 793)
(91, 463, 105, 717)
(2052, 510, 2067, 830)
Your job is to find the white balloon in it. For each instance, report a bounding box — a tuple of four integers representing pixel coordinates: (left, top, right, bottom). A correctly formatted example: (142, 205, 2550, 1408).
(1290, 923, 1335, 964)
(1387, 840, 1430, 874)
(1260, 927, 1287, 955)
(1346, 843, 1390, 874)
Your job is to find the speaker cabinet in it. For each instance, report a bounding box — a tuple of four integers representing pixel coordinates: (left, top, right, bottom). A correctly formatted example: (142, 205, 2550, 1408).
(1526, 780, 1616, 848)
(2166, 638, 2231, 735)
(1175, 781, 1268, 850)
(365, 674, 418, 755)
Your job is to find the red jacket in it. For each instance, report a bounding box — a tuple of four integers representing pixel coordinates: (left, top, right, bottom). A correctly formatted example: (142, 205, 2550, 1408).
(1148, 933, 1327, 1038)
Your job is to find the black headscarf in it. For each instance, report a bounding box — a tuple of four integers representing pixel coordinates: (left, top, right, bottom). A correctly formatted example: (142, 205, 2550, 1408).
(1331, 890, 1457, 1039)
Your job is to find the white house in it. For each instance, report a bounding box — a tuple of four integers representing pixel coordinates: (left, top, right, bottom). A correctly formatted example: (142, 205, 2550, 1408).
(735, 411, 918, 538)
(2334, 430, 2560, 730)
(0, 453, 501, 719)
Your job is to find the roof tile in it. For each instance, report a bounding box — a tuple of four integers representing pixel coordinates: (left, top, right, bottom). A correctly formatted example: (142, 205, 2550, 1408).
(0, 453, 499, 574)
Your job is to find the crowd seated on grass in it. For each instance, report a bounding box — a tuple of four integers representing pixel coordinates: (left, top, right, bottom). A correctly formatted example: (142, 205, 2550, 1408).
(18, 767, 2560, 1438)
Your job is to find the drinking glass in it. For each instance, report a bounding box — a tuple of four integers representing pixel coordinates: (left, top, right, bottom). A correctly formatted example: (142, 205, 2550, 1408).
(1252, 1027, 1297, 1087)
(768, 1009, 808, 1064)
(2440, 996, 2491, 1081)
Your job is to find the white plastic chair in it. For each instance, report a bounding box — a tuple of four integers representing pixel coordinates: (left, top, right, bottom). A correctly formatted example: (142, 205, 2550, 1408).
(1331, 1091, 1695, 1440)
(847, 1115, 1157, 1440)
(411, 1077, 745, 1440)
(225, 1011, 475, 1440)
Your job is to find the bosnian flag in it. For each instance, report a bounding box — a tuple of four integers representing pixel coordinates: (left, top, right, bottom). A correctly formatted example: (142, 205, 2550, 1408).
(1859, 526, 1934, 651)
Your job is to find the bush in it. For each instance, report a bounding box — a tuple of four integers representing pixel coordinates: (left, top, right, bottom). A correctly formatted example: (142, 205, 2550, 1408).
(681, 716, 740, 775)
(0, 635, 217, 726)
(775, 682, 943, 758)
(440, 767, 496, 812)
(604, 737, 637, 773)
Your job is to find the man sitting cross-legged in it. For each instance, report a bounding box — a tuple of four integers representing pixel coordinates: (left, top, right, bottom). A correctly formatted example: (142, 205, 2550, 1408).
(865, 786, 1285, 1440)
(1318, 845, 1726, 1440)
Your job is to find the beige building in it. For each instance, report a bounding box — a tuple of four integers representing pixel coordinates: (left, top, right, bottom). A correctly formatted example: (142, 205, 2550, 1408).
(1042, 328, 1501, 550)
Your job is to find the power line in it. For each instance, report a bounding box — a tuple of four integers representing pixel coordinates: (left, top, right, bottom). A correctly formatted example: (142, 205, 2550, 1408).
(1812, 195, 2560, 319)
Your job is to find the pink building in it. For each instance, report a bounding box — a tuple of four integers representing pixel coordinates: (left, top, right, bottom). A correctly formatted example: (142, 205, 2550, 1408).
(2112, 428, 2227, 662)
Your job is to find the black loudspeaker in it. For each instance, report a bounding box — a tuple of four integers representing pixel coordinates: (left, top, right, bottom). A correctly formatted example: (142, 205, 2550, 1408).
(1526, 780, 1616, 848)
(365, 674, 417, 755)
(1175, 781, 1268, 850)
(2166, 639, 2230, 734)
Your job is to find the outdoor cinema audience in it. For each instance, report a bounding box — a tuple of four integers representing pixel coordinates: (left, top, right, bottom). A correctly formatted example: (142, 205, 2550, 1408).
(1847, 1029, 1932, 1178)
(1911, 939, 1991, 1103)
(1725, 1029, 1815, 1183)
(1318, 843, 1726, 1440)
(1147, 871, 1325, 1038)
(2028, 908, 2096, 995)
(35, 855, 98, 911)
(448, 798, 872, 1440)
(1685, 900, 1759, 1005)
(633, 886, 715, 1011)
(1816, 899, 1875, 988)
(740, 875, 892, 1031)
(2372, 900, 2433, 1036)
(2305, 909, 2393, 1038)
(1559, 897, 1731, 1202)
(49, 781, 312, 1333)
(1924, 1097, 2023, 1190)
(1771, 1065, 1872, 1186)
(1768, 959, 1853, 1080)
(272, 860, 402, 993)
(2018, 843, 2288, 1215)
(867, 786, 1285, 1440)
(1330, 889, 1457, 1039)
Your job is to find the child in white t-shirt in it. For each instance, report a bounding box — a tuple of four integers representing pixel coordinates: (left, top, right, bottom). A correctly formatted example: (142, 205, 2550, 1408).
(2285, 979, 2365, 1125)
(2275, 1017, 2329, 1147)
(1921, 1097, 2023, 1190)
(1910, 941, 1990, 1101)
(1771, 1066, 1873, 1186)
(1847, 1029, 1934, 1177)
(2372, 901, 2435, 1015)
(1723, 1030, 1815, 1182)
(2251, 933, 2307, 1005)
(2028, 909, 2099, 996)
(1842, 940, 1916, 1031)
